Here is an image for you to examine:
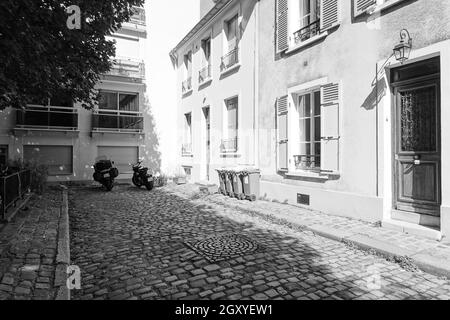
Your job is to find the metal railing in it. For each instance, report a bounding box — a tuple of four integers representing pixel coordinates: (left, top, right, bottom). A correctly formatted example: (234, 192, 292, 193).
(220, 138, 238, 153)
(293, 20, 321, 44)
(198, 65, 211, 83)
(294, 155, 321, 171)
(16, 105, 78, 130)
(92, 111, 144, 133)
(220, 47, 239, 72)
(182, 77, 192, 94)
(182, 143, 192, 156)
(109, 57, 145, 79)
(0, 170, 31, 221)
(130, 6, 146, 26)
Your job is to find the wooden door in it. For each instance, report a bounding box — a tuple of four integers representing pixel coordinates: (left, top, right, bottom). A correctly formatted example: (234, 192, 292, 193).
(394, 79, 441, 216)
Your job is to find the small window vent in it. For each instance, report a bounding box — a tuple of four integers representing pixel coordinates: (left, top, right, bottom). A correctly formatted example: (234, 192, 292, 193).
(297, 194, 310, 206)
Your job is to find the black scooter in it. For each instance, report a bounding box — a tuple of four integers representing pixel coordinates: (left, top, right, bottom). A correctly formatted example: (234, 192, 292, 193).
(93, 157, 119, 191)
(131, 161, 154, 191)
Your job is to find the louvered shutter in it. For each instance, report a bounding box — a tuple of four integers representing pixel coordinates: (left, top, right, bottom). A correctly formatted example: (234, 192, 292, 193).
(276, 0, 289, 53)
(320, 0, 340, 31)
(320, 83, 340, 173)
(277, 95, 289, 171)
(354, 0, 376, 17)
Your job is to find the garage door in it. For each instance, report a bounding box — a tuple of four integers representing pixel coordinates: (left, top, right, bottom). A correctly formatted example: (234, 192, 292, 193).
(98, 146, 138, 174)
(24, 145, 73, 176)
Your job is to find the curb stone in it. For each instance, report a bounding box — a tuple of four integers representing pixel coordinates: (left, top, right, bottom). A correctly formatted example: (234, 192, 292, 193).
(55, 185, 70, 300)
(202, 194, 450, 280)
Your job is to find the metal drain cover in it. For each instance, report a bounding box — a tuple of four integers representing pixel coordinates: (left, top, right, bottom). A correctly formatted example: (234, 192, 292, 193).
(184, 233, 260, 263)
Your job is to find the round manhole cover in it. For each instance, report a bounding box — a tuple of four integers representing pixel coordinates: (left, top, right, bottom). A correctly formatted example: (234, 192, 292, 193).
(185, 233, 260, 262)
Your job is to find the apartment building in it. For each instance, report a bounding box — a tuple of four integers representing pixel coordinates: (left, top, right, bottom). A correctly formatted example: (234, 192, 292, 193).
(259, 0, 450, 239)
(170, 0, 259, 182)
(172, 0, 450, 239)
(0, 5, 149, 182)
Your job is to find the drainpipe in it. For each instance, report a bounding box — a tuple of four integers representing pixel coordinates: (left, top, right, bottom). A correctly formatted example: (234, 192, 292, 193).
(253, 0, 260, 168)
(375, 61, 379, 198)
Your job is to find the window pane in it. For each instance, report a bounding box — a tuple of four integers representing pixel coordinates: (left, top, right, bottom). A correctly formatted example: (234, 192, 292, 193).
(226, 98, 238, 138)
(314, 90, 321, 116)
(119, 94, 139, 112)
(299, 94, 311, 118)
(227, 15, 238, 50)
(99, 91, 118, 110)
(314, 116, 321, 141)
(50, 91, 73, 107)
(299, 118, 311, 142)
(299, 143, 311, 155)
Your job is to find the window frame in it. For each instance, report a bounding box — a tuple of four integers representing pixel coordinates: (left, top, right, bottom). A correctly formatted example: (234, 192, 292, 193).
(183, 112, 193, 155)
(98, 90, 140, 114)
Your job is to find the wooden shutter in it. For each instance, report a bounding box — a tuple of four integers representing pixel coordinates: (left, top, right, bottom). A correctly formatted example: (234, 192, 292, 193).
(276, 0, 289, 54)
(320, 0, 340, 31)
(277, 95, 289, 172)
(354, 0, 376, 17)
(320, 83, 340, 173)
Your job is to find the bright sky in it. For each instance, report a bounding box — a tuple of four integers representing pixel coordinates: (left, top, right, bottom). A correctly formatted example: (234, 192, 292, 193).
(145, 0, 200, 174)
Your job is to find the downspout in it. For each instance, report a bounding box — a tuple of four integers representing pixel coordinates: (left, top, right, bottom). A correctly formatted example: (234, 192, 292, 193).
(375, 61, 379, 197)
(253, 0, 260, 168)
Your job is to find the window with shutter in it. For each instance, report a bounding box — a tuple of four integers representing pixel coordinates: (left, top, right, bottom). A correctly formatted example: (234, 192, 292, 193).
(354, 0, 376, 17)
(320, 83, 340, 173)
(276, 0, 289, 53)
(320, 0, 340, 31)
(277, 95, 289, 171)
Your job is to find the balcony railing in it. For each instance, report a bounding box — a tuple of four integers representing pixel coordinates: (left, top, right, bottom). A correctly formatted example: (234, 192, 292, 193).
(182, 77, 192, 94)
(220, 47, 239, 72)
(294, 155, 321, 171)
(182, 143, 192, 156)
(293, 20, 321, 44)
(108, 57, 145, 79)
(130, 6, 146, 26)
(16, 105, 78, 130)
(220, 138, 238, 153)
(92, 111, 143, 133)
(198, 65, 211, 83)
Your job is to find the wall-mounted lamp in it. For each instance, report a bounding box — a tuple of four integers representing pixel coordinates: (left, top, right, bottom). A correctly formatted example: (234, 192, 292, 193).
(393, 29, 412, 64)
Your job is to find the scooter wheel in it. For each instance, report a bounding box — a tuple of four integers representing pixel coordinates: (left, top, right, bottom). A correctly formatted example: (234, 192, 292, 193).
(104, 179, 114, 191)
(145, 181, 154, 191)
(132, 176, 142, 188)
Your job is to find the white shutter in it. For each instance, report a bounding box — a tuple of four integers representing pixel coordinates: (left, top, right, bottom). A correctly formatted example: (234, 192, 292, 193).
(320, 83, 340, 173)
(277, 95, 289, 172)
(354, 0, 376, 17)
(276, 0, 289, 54)
(320, 0, 340, 31)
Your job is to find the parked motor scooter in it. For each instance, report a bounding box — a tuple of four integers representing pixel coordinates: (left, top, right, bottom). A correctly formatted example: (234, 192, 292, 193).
(131, 160, 154, 191)
(93, 156, 119, 191)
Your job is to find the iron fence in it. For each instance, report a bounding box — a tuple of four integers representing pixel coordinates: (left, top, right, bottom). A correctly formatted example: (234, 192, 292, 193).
(294, 155, 321, 171)
(0, 170, 31, 220)
(220, 138, 239, 153)
(293, 20, 321, 44)
(198, 65, 211, 83)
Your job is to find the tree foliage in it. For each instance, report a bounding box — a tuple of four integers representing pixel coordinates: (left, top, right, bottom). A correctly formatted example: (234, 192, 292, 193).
(0, 0, 144, 110)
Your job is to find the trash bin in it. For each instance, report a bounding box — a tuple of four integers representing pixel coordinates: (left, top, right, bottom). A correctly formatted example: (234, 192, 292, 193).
(224, 170, 235, 197)
(242, 169, 260, 202)
(216, 169, 227, 195)
(231, 168, 245, 200)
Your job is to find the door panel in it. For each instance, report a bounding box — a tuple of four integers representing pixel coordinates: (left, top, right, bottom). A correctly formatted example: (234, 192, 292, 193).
(394, 80, 441, 217)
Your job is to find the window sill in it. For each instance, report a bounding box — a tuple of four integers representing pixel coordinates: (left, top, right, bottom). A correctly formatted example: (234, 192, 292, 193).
(285, 32, 329, 55)
(285, 170, 339, 181)
(363, 0, 406, 16)
(182, 153, 194, 158)
(220, 63, 241, 78)
(182, 89, 193, 97)
(220, 152, 241, 158)
(198, 78, 212, 88)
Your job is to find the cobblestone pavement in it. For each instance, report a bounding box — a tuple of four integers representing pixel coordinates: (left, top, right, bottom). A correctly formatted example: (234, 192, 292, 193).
(69, 184, 450, 300)
(0, 190, 61, 300)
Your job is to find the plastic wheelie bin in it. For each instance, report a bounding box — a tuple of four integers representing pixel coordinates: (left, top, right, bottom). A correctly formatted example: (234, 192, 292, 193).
(242, 169, 260, 202)
(216, 169, 227, 195)
(224, 169, 235, 197)
(231, 168, 245, 200)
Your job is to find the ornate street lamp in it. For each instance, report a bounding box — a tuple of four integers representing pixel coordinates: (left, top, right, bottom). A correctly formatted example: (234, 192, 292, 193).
(393, 29, 412, 64)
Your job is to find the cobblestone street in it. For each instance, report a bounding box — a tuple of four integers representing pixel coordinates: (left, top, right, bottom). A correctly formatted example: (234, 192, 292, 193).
(69, 184, 450, 300)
